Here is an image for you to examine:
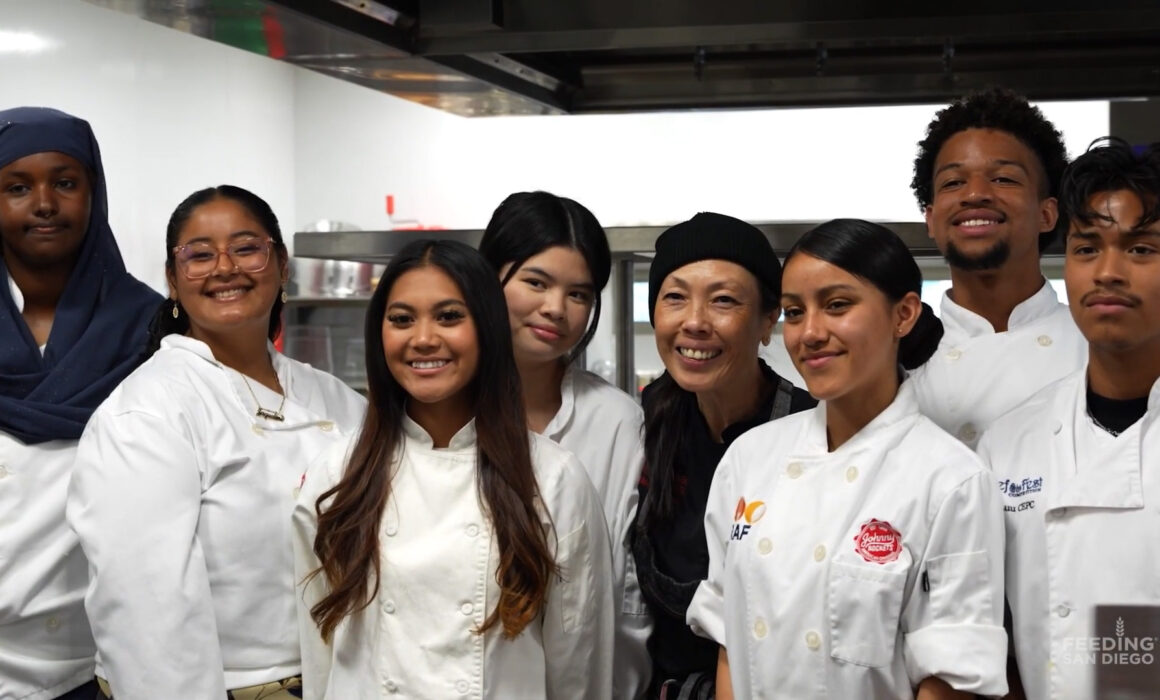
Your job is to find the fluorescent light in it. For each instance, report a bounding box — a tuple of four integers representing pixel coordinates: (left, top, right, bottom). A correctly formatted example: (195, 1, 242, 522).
(0, 30, 54, 54)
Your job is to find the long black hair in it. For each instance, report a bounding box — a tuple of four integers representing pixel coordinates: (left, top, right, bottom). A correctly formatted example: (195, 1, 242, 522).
(785, 219, 943, 370)
(478, 191, 611, 361)
(145, 185, 288, 356)
(310, 239, 557, 642)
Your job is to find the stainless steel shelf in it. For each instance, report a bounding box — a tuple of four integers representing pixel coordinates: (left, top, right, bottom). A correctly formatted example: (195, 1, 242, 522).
(293, 222, 941, 263)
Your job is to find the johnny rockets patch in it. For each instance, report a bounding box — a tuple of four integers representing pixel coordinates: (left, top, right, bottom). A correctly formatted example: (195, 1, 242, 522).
(853, 518, 903, 564)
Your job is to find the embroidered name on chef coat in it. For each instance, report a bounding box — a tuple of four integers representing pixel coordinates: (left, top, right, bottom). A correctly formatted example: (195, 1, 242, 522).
(998, 476, 1042, 512)
(730, 497, 766, 540)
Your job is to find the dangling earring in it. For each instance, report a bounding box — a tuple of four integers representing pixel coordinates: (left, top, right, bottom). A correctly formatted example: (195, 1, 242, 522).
(281, 288, 288, 303)
(171, 301, 180, 319)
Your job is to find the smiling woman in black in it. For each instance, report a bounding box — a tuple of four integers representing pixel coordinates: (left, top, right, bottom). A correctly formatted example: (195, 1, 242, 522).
(630, 212, 814, 699)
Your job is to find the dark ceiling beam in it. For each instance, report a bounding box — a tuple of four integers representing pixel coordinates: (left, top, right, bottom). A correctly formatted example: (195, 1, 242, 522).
(414, 10, 1160, 55)
(427, 55, 574, 112)
(267, 0, 417, 52)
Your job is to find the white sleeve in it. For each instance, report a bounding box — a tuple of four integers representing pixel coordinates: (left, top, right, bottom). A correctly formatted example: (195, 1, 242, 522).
(292, 444, 344, 700)
(66, 408, 225, 700)
(609, 439, 652, 700)
(902, 468, 1008, 697)
(685, 446, 736, 646)
(544, 455, 615, 700)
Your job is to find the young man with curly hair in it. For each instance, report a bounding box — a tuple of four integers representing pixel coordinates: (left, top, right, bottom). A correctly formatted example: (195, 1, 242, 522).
(908, 88, 1087, 448)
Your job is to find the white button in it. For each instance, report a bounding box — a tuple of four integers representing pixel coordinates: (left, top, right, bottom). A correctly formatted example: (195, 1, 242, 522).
(845, 466, 858, 482)
(250, 424, 264, 435)
(946, 348, 962, 361)
(958, 423, 978, 443)
(383, 600, 396, 614)
(1037, 335, 1053, 347)
(1056, 605, 1070, 618)
(466, 523, 480, 537)
(385, 679, 398, 693)
(813, 544, 827, 562)
(455, 680, 470, 694)
(384, 523, 398, 537)
(45, 616, 60, 632)
(318, 421, 335, 432)
(0, 465, 8, 479)
(786, 462, 803, 479)
(805, 630, 821, 650)
(757, 538, 773, 555)
(753, 617, 768, 639)
(460, 602, 474, 616)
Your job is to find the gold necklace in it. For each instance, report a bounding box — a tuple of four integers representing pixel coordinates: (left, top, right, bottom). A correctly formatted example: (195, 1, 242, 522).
(240, 373, 287, 422)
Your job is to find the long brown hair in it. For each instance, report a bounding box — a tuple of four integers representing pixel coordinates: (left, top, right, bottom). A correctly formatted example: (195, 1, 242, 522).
(309, 240, 557, 642)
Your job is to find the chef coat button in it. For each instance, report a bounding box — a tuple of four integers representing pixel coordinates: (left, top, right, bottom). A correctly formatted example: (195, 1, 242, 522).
(813, 545, 827, 562)
(384, 523, 398, 537)
(1056, 604, 1071, 618)
(958, 423, 978, 443)
(45, 616, 60, 632)
(384, 679, 398, 693)
(318, 420, 335, 432)
(383, 600, 396, 614)
(455, 680, 470, 694)
(1052, 420, 1063, 434)
(946, 348, 962, 361)
(752, 617, 768, 639)
(757, 538, 773, 555)
(845, 466, 858, 482)
(1037, 335, 1053, 347)
(466, 523, 480, 537)
(460, 602, 474, 616)
(786, 462, 804, 479)
(250, 424, 264, 435)
(805, 630, 821, 650)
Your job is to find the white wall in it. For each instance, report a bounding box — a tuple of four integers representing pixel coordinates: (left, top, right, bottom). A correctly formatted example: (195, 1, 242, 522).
(2, 0, 296, 292)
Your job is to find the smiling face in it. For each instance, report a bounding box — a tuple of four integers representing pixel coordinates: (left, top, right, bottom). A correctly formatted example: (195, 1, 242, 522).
(924, 128, 1058, 272)
(0, 151, 92, 271)
(780, 254, 918, 405)
(166, 197, 286, 342)
(1065, 189, 1160, 356)
(652, 259, 777, 398)
(382, 265, 480, 415)
(499, 245, 595, 366)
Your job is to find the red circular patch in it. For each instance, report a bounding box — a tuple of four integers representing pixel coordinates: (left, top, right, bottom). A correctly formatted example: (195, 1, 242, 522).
(853, 518, 902, 564)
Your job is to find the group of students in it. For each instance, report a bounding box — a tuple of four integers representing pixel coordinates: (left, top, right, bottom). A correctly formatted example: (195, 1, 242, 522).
(0, 84, 1156, 700)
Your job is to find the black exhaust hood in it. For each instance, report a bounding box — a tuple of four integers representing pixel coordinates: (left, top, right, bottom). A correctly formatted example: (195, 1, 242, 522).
(89, 0, 1160, 116)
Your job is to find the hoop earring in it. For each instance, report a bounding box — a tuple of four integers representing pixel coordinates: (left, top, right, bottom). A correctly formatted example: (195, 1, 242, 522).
(171, 302, 180, 319)
(281, 288, 288, 303)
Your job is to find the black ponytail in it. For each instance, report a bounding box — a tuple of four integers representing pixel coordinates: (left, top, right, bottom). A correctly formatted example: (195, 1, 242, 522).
(639, 372, 699, 527)
(899, 302, 943, 370)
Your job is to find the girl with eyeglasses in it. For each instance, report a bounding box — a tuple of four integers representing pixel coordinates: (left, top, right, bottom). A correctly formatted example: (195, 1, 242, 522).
(67, 185, 366, 699)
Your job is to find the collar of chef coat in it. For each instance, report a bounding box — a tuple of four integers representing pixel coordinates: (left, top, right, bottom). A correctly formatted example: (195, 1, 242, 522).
(159, 333, 334, 430)
(401, 410, 477, 451)
(796, 378, 920, 459)
(541, 362, 576, 441)
(1041, 371, 1160, 512)
(940, 278, 1062, 338)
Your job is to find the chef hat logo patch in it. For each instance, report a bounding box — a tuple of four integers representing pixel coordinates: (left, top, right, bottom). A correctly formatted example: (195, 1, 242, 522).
(853, 518, 903, 564)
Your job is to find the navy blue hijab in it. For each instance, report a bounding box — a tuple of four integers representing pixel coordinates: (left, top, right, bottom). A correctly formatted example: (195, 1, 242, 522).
(0, 107, 162, 444)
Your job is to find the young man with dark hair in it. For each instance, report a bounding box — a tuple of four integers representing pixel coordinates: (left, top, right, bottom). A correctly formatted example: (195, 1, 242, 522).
(978, 138, 1160, 699)
(908, 88, 1086, 447)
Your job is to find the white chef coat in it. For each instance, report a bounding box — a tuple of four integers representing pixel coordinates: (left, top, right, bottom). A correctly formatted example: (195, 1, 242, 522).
(1, 276, 96, 700)
(978, 371, 1160, 700)
(294, 416, 614, 700)
(909, 281, 1086, 448)
(66, 334, 365, 700)
(542, 365, 649, 699)
(687, 381, 1007, 699)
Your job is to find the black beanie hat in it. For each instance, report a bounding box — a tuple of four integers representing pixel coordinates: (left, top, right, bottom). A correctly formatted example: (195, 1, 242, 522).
(648, 212, 782, 326)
